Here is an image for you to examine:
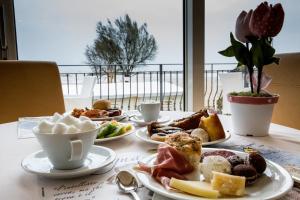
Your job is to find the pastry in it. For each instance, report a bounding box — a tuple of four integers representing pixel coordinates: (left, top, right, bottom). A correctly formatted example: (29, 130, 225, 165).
(201, 155, 232, 182)
(232, 164, 258, 185)
(169, 109, 209, 130)
(199, 113, 226, 141)
(150, 133, 167, 142)
(191, 128, 209, 142)
(147, 122, 182, 136)
(71, 108, 85, 118)
(245, 152, 267, 174)
(82, 109, 109, 118)
(165, 132, 201, 169)
(92, 99, 111, 110)
(107, 108, 122, 117)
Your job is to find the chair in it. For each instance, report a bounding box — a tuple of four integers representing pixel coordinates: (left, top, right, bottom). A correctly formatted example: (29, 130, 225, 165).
(265, 52, 300, 130)
(0, 61, 65, 124)
(64, 76, 96, 111)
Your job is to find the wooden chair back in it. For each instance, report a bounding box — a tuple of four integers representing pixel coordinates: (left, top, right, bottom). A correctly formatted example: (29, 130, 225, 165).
(0, 61, 65, 123)
(265, 52, 300, 129)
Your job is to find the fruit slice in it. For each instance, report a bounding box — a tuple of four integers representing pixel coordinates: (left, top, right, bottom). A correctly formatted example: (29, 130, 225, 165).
(211, 171, 246, 196)
(170, 178, 220, 198)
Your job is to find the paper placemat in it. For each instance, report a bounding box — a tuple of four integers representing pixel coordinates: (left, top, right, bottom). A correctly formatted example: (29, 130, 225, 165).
(18, 117, 50, 139)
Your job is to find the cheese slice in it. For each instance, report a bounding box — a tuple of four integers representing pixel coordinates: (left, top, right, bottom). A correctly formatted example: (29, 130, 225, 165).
(170, 178, 220, 198)
(211, 171, 246, 196)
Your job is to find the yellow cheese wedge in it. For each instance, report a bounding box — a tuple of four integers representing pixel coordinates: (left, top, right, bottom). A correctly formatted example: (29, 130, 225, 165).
(211, 171, 246, 196)
(170, 178, 220, 198)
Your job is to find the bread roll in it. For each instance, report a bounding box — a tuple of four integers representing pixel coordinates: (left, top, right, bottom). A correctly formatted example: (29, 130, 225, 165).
(165, 132, 201, 169)
(92, 99, 111, 110)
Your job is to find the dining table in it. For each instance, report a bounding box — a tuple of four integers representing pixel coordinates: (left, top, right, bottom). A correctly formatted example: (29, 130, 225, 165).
(0, 111, 300, 200)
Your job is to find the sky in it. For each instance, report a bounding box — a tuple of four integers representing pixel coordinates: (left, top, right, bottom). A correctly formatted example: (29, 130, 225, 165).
(15, 0, 300, 66)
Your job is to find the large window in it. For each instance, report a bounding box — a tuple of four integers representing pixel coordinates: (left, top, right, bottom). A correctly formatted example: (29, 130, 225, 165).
(14, 0, 184, 110)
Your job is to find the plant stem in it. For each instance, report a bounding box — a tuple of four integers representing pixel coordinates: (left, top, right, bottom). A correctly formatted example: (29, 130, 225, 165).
(257, 67, 263, 94)
(249, 69, 254, 93)
(246, 42, 254, 93)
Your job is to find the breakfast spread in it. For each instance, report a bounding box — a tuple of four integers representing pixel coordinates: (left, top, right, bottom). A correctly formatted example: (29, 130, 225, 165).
(136, 132, 268, 198)
(97, 121, 132, 139)
(37, 113, 97, 134)
(147, 109, 226, 143)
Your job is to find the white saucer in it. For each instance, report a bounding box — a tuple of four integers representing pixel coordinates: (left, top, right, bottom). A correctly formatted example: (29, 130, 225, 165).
(21, 145, 116, 179)
(131, 115, 170, 126)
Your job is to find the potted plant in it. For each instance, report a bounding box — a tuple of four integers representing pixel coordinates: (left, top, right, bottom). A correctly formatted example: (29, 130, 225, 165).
(219, 2, 285, 136)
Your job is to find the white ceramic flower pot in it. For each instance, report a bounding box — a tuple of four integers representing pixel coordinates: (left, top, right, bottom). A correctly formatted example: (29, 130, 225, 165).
(228, 95, 279, 137)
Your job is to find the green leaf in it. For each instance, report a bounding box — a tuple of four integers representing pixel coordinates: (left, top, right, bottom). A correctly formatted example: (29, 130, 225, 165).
(229, 33, 251, 66)
(262, 40, 275, 59)
(250, 40, 264, 68)
(265, 57, 280, 65)
(237, 62, 243, 67)
(218, 46, 235, 57)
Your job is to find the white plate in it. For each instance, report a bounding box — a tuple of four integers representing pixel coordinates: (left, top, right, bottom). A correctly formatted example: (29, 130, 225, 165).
(90, 114, 125, 121)
(136, 148, 293, 200)
(131, 115, 171, 126)
(21, 145, 116, 179)
(135, 128, 231, 146)
(94, 123, 135, 143)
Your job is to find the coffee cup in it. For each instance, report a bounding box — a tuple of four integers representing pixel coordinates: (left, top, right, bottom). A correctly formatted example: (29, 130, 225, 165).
(33, 125, 99, 170)
(137, 102, 160, 122)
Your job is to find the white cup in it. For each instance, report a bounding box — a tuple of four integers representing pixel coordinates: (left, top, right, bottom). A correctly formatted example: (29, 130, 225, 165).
(137, 102, 161, 122)
(33, 125, 99, 170)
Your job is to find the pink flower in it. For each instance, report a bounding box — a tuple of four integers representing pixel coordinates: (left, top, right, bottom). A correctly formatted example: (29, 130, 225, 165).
(235, 10, 254, 42)
(249, 2, 284, 38)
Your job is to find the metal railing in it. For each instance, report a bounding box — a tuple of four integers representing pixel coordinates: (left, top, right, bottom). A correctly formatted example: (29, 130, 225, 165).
(59, 63, 246, 112)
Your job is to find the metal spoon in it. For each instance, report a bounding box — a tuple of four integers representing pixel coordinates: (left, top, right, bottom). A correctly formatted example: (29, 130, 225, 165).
(116, 170, 140, 200)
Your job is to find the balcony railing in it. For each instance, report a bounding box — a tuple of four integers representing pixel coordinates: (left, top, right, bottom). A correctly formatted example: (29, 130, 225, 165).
(59, 63, 246, 112)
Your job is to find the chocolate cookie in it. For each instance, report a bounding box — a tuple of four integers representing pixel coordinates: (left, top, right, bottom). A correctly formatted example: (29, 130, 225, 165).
(232, 164, 258, 185)
(245, 152, 267, 174)
(227, 155, 245, 169)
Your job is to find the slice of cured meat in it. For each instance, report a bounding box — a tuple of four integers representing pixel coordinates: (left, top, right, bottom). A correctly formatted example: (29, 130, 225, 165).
(137, 144, 194, 189)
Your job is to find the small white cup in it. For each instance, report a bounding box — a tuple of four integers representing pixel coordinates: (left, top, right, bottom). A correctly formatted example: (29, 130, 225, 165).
(33, 125, 99, 170)
(137, 102, 161, 122)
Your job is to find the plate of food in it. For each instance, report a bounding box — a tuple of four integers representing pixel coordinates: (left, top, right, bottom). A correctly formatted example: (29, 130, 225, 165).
(135, 132, 293, 199)
(71, 99, 125, 121)
(94, 121, 135, 142)
(136, 128, 230, 146)
(135, 109, 230, 146)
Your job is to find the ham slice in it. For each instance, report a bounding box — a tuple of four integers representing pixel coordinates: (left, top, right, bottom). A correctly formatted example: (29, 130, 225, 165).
(138, 144, 194, 188)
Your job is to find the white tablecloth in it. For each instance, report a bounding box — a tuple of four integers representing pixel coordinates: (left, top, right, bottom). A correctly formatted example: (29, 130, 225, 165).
(0, 111, 300, 200)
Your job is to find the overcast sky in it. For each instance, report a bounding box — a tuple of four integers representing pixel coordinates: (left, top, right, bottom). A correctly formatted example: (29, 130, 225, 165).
(15, 0, 299, 65)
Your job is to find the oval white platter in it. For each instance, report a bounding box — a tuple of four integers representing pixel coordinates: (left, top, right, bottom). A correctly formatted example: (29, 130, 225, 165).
(136, 148, 293, 200)
(94, 123, 135, 143)
(135, 128, 231, 146)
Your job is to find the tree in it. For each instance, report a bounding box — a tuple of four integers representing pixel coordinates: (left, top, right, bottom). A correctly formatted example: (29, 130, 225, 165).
(85, 14, 158, 80)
